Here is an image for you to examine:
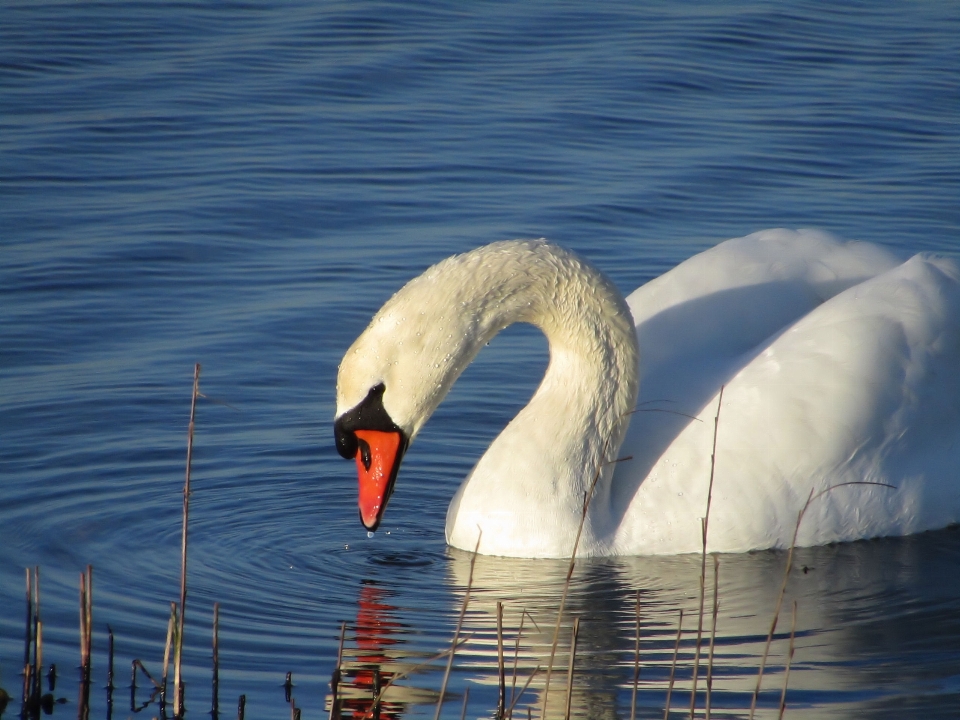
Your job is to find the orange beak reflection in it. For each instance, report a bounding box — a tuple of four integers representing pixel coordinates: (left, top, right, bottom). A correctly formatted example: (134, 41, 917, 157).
(354, 429, 404, 531)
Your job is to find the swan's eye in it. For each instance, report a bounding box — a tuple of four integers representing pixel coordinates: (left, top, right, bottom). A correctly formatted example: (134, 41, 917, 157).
(357, 437, 372, 470)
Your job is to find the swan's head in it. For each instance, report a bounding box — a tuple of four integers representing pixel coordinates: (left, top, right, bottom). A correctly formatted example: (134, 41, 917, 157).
(333, 380, 409, 532)
(334, 250, 494, 531)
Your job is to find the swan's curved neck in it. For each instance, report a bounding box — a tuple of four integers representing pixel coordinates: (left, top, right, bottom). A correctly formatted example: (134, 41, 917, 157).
(337, 240, 639, 557)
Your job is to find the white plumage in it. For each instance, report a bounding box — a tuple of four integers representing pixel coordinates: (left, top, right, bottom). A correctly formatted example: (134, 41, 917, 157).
(336, 229, 960, 557)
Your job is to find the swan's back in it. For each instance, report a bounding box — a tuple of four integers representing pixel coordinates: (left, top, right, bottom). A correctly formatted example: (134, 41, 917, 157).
(613, 229, 960, 554)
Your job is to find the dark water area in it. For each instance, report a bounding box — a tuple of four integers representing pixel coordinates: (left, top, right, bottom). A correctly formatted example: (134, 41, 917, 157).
(2, 1, 959, 718)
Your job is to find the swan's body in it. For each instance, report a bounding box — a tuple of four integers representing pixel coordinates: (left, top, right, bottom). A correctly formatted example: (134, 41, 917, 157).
(335, 230, 960, 557)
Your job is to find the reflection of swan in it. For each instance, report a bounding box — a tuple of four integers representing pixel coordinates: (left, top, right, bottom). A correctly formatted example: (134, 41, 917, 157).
(444, 529, 960, 718)
(335, 230, 960, 557)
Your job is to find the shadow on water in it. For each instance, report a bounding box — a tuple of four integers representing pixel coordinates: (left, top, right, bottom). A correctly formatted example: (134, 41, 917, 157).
(328, 526, 960, 719)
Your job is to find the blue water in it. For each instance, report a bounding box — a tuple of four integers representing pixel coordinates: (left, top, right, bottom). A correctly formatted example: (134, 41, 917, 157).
(3, 2, 959, 718)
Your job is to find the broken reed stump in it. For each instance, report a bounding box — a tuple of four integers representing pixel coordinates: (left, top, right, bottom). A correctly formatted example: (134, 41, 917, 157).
(22, 567, 35, 710)
(77, 565, 93, 720)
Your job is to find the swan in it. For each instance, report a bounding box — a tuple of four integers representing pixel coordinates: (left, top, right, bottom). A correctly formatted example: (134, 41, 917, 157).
(334, 229, 960, 557)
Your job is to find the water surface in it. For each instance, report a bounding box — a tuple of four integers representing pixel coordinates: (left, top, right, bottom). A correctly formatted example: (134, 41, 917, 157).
(2, 2, 959, 718)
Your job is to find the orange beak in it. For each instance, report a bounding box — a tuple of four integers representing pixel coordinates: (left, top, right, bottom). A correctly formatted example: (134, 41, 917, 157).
(354, 429, 404, 531)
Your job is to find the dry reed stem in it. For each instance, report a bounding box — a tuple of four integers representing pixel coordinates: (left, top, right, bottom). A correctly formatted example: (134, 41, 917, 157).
(777, 601, 797, 720)
(509, 609, 537, 719)
(85, 565, 92, 666)
(459, 686, 470, 720)
(690, 387, 724, 718)
(497, 601, 506, 719)
(630, 590, 641, 720)
(107, 625, 115, 691)
(78, 572, 87, 669)
(77, 567, 92, 720)
(22, 568, 32, 709)
(705, 556, 719, 720)
(163, 602, 177, 699)
(505, 665, 540, 719)
(563, 617, 580, 720)
(329, 621, 346, 720)
(748, 480, 894, 718)
(33, 566, 42, 703)
(35, 620, 43, 701)
(663, 609, 683, 720)
(175, 362, 201, 718)
(360, 636, 473, 720)
(133, 659, 162, 689)
(433, 532, 481, 720)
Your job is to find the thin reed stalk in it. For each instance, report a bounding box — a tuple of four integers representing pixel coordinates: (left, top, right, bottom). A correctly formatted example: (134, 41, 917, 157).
(329, 621, 346, 720)
(175, 362, 201, 718)
(663, 609, 683, 720)
(777, 601, 797, 720)
(22, 568, 32, 709)
(107, 625, 115, 720)
(748, 480, 894, 718)
(133, 660, 161, 689)
(509, 610, 536, 719)
(433, 533, 481, 720)
(77, 566, 92, 720)
(705, 557, 719, 720)
(163, 602, 177, 704)
(563, 617, 580, 720)
(630, 591, 641, 720)
(78, 572, 87, 670)
(35, 620, 44, 703)
(33, 567, 42, 704)
(371, 668, 381, 720)
(497, 601, 506, 719)
(85, 565, 92, 667)
(107, 625, 115, 690)
(212, 602, 220, 717)
(459, 686, 470, 720)
(690, 387, 723, 718)
(362, 636, 473, 720)
(505, 665, 540, 719)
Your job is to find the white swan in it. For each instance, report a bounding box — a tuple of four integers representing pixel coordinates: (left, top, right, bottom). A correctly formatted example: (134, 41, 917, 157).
(334, 229, 960, 557)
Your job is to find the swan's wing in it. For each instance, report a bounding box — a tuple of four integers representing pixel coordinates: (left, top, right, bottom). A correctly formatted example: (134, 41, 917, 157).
(627, 228, 901, 372)
(614, 241, 960, 554)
